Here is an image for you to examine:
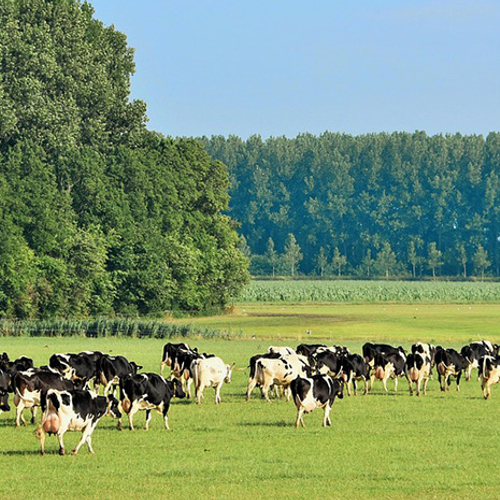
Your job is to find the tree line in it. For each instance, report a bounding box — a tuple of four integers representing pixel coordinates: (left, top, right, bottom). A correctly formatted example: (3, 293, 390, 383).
(201, 132, 500, 279)
(0, 0, 248, 319)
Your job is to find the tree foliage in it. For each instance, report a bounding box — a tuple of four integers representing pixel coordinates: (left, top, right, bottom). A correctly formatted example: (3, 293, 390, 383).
(0, 0, 248, 318)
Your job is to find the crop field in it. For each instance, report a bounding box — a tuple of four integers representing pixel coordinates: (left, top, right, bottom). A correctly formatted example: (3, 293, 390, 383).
(2, 331, 500, 499)
(238, 279, 500, 303)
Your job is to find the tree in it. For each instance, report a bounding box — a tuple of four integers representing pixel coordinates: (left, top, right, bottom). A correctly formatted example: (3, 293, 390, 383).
(427, 242, 443, 278)
(457, 243, 468, 278)
(283, 233, 302, 278)
(265, 237, 279, 277)
(316, 247, 328, 277)
(408, 240, 421, 278)
(331, 247, 347, 277)
(473, 244, 490, 280)
(374, 242, 398, 279)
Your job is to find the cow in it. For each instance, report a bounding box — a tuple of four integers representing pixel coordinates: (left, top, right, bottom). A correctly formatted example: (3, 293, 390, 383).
(0, 368, 11, 414)
(36, 389, 121, 455)
(371, 351, 405, 393)
(341, 354, 370, 396)
(191, 356, 234, 404)
(479, 355, 500, 399)
(49, 352, 98, 389)
(296, 344, 327, 357)
(12, 369, 75, 426)
(461, 341, 498, 382)
(290, 374, 344, 428)
(119, 373, 186, 430)
(160, 342, 191, 376)
(435, 347, 466, 392)
(95, 355, 142, 396)
(363, 342, 406, 369)
(246, 352, 283, 400)
(405, 352, 431, 396)
(246, 356, 310, 402)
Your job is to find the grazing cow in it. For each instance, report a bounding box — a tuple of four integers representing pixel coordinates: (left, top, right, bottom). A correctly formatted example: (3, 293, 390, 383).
(371, 351, 406, 393)
(160, 342, 191, 376)
(246, 352, 283, 400)
(0, 368, 11, 414)
(290, 374, 344, 428)
(12, 369, 75, 426)
(268, 346, 296, 356)
(95, 355, 142, 396)
(314, 350, 344, 378)
(479, 355, 500, 399)
(461, 341, 498, 381)
(36, 389, 121, 455)
(119, 373, 186, 430)
(168, 347, 212, 398)
(247, 356, 309, 402)
(191, 356, 234, 404)
(405, 352, 431, 396)
(435, 347, 466, 392)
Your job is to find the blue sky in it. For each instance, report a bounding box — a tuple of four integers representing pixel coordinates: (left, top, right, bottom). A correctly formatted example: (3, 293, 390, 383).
(90, 0, 500, 139)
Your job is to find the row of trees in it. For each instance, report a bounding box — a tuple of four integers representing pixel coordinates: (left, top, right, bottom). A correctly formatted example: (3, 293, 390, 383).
(202, 132, 500, 278)
(244, 236, 492, 279)
(0, 0, 248, 319)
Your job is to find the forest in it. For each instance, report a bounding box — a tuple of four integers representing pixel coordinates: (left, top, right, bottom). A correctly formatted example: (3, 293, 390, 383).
(202, 133, 500, 279)
(0, 0, 249, 319)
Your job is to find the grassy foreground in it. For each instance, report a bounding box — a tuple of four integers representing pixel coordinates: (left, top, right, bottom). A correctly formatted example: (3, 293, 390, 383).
(1, 333, 500, 500)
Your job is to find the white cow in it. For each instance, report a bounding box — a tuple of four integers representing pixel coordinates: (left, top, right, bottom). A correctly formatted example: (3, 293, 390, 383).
(191, 357, 234, 404)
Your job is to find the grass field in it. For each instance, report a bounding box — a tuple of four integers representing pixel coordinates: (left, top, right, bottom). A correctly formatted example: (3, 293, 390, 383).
(1, 329, 500, 499)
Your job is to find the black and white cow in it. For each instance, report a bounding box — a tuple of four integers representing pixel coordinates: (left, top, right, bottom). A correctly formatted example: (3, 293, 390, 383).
(296, 344, 327, 357)
(36, 389, 121, 455)
(478, 355, 500, 399)
(246, 352, 283, 400)
(290, 374, 344, 428)
(460, 341, 498, 381)
(119, 373, 186, 431)
(160, 342, 191, 376)
(95, 355, 142, 396)
(363, 342, 406, 369)
(341, 354, 370, 396)
(370, 351, 406, 393)
(12, 369, 75, 426)
(435, 347, 466, 392)
(405, 352, 431, 396)
(49, 352, 98, 389)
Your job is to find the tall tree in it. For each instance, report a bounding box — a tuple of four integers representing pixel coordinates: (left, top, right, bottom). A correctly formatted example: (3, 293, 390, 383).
(473, 244, 490, 280)
(283, 233, 302, 278)
(265, 237, 279, 278)
(331, 247, 347, 277)
(427, 242, 443, 278)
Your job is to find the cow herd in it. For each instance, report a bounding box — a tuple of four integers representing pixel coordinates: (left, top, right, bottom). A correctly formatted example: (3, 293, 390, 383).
(0, 339, 499, 455)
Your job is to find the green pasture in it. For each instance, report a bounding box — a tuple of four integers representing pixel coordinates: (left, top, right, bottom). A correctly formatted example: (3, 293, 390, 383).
(1, 332, 500, 499)
(173, 303, 500, 344)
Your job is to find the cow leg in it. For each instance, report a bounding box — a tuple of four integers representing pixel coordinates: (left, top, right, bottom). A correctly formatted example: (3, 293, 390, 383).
(246, 378, 257, 400)
(394, 376, 398, 392)
(30, 406, 37, 424)
(382, 374, 389, 393)
(363, 378, 368, 395)
(369, 373, 375, 391)
(128, 402, 141, 430)
(15, 399, 27, 427)
(465, 364, 472, 382)
(283, 385, 291, 402)
(73, 423, 97, 455)
(144, 409, 152, 430)
(323, 404, 332, 427)
(422, 376, 429, 395)
(196, 386, 204, 405)
(407, 379, 414, 396)
(215, 382, 223, 404)
(456, 372, 462, 392)
(295, 407, 306, 428)
(352, 379, 357, 397)
(262, 383, 272, 403)
(416, 378, 421, 397)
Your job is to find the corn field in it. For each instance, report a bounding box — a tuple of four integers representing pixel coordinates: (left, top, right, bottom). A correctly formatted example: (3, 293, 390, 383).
(237, 280, 500, 303)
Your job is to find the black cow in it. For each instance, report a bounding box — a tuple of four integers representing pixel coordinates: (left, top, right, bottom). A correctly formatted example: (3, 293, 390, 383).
(12, 369, 75, 426)
(0, 368, 11, 413)
(341, 354, 370, 396)
(363, 342, 406, 368)
(435, 347, 466, 392)
(290, 374, 344, 428)
(95, 355, 142, 396)
(119, 373, 186, 431)
(49, 353, 98, 389)
(37, 389, 121, 455)
(296, 344, 327, 357)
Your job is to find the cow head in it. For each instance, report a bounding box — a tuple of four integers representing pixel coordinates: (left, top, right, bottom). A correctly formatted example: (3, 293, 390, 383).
(225, 363, 236, 384)
(0, 391, 10, 412)
(172, 379, 186, 399)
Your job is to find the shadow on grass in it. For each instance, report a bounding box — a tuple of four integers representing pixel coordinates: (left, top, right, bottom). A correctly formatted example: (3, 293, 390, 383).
(239, 420, 292, 428)
(0, 449, 48, 456)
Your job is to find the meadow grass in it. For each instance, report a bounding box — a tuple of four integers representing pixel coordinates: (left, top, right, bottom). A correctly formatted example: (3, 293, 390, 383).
(1, 333, 500, 499)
